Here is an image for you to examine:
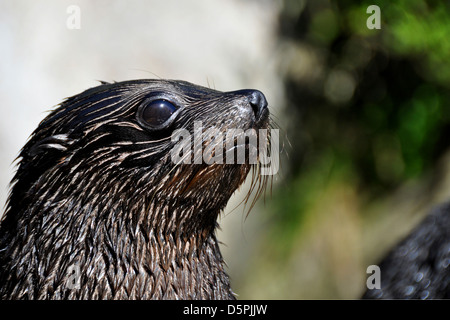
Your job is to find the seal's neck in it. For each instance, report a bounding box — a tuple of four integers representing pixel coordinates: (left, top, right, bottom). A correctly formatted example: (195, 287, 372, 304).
(1, 182, 235, 299)
(65, 227, 235, 299)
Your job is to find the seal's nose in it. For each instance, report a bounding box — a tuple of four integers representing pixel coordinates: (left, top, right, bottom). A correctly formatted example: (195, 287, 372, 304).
(249, 90, 268, 120)
(232, 89, 269, 121)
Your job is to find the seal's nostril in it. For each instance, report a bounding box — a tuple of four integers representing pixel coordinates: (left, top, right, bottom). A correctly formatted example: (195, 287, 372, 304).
(249, 90, 268, 119)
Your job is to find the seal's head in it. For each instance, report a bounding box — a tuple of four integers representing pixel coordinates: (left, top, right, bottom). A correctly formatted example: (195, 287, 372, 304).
(0, 79, 271, 299)
(13, 79, 269, 232)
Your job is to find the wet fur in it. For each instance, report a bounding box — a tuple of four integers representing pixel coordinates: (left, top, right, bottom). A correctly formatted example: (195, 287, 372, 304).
(363, 203, 450, 299)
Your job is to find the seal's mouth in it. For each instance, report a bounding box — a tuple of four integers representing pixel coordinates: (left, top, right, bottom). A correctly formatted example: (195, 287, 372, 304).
(170, 123, 270, 167)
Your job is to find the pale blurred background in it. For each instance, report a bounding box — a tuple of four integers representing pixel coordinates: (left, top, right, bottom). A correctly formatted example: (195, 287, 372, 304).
(1, 0, 450, 299)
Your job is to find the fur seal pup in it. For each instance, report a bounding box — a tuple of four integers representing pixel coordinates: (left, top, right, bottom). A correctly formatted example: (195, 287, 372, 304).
(0, 79, 271, 299)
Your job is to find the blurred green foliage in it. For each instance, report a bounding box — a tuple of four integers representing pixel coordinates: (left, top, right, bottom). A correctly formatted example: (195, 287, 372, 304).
(270, 0, 450, 253)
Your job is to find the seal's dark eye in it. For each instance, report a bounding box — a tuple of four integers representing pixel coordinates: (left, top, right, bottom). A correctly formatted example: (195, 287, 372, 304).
(137, 98, 180, 131)
(142, 100, 177, 126)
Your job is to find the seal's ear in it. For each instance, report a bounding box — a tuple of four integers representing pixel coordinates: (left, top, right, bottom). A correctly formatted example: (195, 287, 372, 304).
(96, 80, 110, 85)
